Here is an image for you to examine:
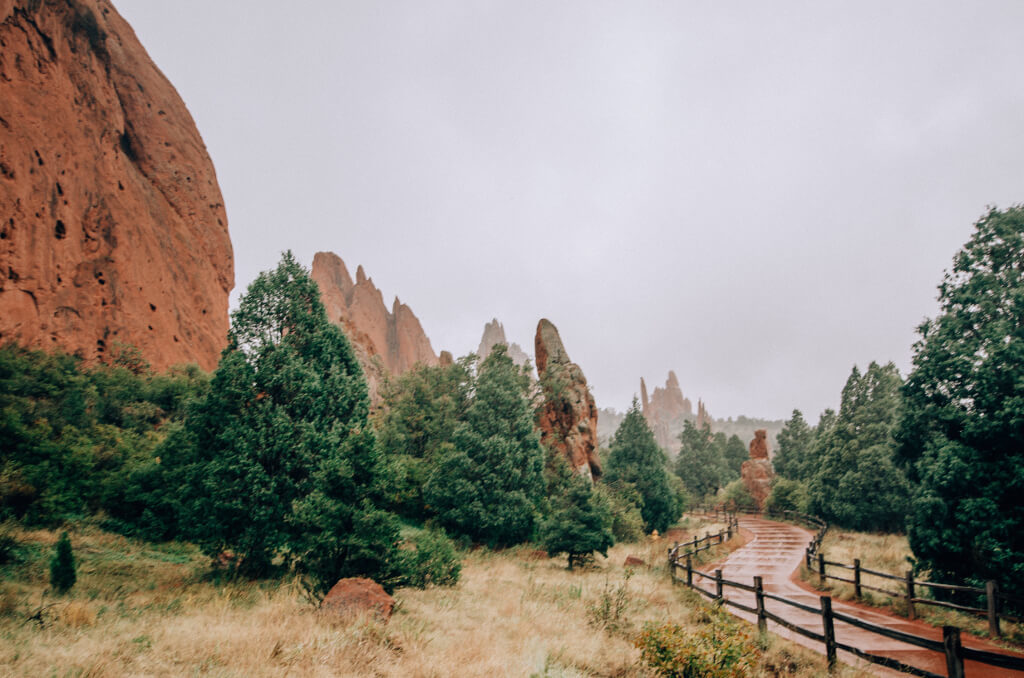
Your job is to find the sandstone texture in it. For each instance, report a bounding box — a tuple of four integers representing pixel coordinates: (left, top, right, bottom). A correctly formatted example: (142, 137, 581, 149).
(641, 371, 694, 452)
(311, 251, 438, 400)
(741, 429, 775, 509)
(477, 317, 529, 368)
(695, 399, 712, 432)
(535, 318, 601, 481)
(320, 577, 395, 622)
(0, 0, 233, 371)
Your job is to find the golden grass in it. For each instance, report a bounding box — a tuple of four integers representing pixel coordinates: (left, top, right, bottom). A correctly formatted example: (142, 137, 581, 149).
(0, 522, 869, 677)
(805, 526, 1024, 647)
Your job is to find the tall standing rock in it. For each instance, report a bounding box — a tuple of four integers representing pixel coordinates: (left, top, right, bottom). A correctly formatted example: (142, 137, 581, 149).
(311, 251, 438, 401)
(0, 0, 233, 371)
(641, 371, 695, 453)
(535, 319, 601, 481)
(477, 317, 529, 367)
(741, 429, 774, 509)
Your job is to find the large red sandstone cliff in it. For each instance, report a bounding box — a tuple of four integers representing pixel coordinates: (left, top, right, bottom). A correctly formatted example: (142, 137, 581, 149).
(641, 371, 695, 452)
(0, 0, 233, 371)
(311, 251, 437, 400)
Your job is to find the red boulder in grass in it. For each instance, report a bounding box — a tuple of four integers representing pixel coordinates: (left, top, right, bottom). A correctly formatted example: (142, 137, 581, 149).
(624, 556, 647, 568)
(320, 577, 395, 622)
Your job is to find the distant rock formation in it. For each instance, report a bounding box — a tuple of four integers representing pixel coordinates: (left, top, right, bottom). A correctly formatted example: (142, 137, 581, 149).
(477, 318, 529, 367)
(641, 371, 694, 452)
(696, 399, 712, 431)
(741, 429, 774, 508)
(535, 319, 601, 481)
(311, 252, 438, 400)
(0, 0, 234, 371)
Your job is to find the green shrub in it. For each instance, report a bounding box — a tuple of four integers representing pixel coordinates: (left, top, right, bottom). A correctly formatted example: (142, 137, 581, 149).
(398, 529, 461, 588)
(586, 570, 632, 633)
(636, 604, 758, 677)
(540, 474, 614, 569)
(600, 483, 645, 543)
(719, 479, 757, 512)
(49, 531, 76, 593)
(764, 478, 809, 514)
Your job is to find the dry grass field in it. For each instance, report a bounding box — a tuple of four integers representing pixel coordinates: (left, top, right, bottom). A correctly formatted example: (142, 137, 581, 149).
(0, 518, 866, 677)
(806, 526, 1023, 647)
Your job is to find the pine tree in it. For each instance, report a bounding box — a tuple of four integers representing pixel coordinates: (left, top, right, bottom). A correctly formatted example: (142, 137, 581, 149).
(166, 252, 400, 590)
(540, 468, 614, 569)
(898, 206, 1024, 601)
(49, 531, 76, 593)
(674, 420, 725, 499)
(424, 345, 545, 547)
(774, 410, 815, 481)
(808, 362, 909, 531)
(605, 399, 682, 534)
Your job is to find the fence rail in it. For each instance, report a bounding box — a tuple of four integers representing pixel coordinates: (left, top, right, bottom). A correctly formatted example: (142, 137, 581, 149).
(672, 507, 1024, 677)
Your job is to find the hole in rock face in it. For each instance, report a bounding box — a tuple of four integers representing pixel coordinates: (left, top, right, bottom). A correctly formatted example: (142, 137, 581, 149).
(57, 275, 62, 283)
(55, 182, 63, 196)
(8, 267, 18, 281)
(173, 335, 179, 343)
(55, 220, 66, 239)
(97, 339, 105, 353)
(148, 325, 153, 331)
(118, 181, 124, 190)
(95, 271, 106, 285)
(149, 303, 156, 311)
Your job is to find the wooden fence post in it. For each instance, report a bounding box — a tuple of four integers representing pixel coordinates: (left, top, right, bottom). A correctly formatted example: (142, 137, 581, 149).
(805, 548, 811, 570)
(715, 569, 723, 600)
(987, 580, 1000, 637)
(905, 570, 916, 620)
(686, 554, 693, 587)
(818, 552, 826, 586)
(943, 626, 965, 678)
(718, 529, 724, 544)
(727, 523, 732, 540)
(754, 576, 767, 635)
(821, 596, 837, 670)
(693, 535, 698, 552)
(853, 559, 862, 599)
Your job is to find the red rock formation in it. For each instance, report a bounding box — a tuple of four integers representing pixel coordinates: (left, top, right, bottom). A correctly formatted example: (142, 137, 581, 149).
(695, 399, 712, 432)
(311, 252, 438, 400)
(749, 429, 769, 460)
(741, 429, 774, 509)
(641, 371, 694, 452)
(320, 577, 395, 622)
(535, 318, 601, 481)
(477, 317, 529, 367)
(0, 0, 234, 371)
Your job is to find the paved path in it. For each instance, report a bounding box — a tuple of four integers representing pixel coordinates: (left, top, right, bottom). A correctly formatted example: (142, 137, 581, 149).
(694, 516, 1024, 677)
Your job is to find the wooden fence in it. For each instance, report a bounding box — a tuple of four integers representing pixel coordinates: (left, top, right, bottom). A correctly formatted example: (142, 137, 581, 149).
(670, 508, 1024, 677)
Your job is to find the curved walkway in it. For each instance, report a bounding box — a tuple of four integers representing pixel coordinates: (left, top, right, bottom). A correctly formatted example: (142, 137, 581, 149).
(702, 516, 1024, 677)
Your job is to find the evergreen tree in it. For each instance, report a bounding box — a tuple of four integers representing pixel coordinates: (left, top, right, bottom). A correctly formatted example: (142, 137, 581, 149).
(773, 410, 815, 481)
(898, 206, 1024, 601)
(166, 252, 400, 589)
(673, 420, 725, 499)
(374, 358, 474, 518)
(424, 346, 545, 547)
(808, 362, 909, 531)
(49, 531, 76, 593)
(722, 434, 748, 478)
(540, 465, 614, 569)
(605, 399, 682, 533)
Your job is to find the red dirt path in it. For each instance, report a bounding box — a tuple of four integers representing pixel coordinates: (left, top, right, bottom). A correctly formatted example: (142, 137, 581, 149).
(701, 516, 1024, 677)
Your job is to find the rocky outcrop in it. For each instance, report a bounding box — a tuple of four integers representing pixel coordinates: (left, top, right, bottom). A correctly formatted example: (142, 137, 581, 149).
(311, 252, 438, 400)
(641, 371, 694, 452)
(535, 319, 601, 481)
(320, 577, 395, 622)
(696, 399, 712, 432)
(0, 0, 234, 371)
(741, 429, 774, 509)
(477, 317, 529, 367)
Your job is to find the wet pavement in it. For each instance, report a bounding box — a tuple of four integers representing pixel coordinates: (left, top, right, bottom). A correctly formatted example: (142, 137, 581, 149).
(690, 516, 1024, 677)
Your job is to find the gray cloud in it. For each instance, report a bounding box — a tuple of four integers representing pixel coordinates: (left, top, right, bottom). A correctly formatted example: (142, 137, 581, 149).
(117, 0, 1024, 420)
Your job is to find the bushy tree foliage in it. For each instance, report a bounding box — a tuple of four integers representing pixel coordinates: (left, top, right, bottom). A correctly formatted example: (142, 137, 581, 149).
(674, 420, 725, 499)
(0, 344, 206, 526)
(49, 531, 76, 593)
(807, 362, 909, 532)
(722, 434, 748, 478)
(898, 206, 1024, 600)
(765, 477, 810, 514)
(540, 465, 614, 569)
(605, 399, 682, 534)
(374, 358, 473, 518)
(773, 409, 815, 481)
(423, 346, 545, 547)
(163, 252, 400, 589)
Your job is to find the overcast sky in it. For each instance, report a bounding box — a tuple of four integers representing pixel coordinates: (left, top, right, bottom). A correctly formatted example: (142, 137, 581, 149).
(116, 1, 1024, 422)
